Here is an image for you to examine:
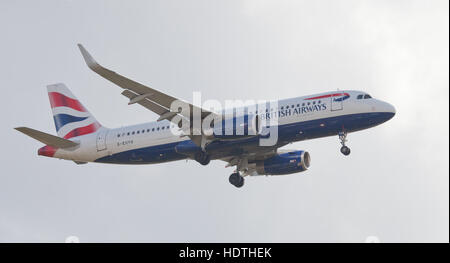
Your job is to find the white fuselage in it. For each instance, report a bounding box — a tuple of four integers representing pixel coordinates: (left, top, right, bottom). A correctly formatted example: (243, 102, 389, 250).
(50, 90, 395, 164)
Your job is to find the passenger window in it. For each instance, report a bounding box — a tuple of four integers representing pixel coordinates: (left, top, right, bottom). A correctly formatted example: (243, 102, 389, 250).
(167, 126, 170, 129)
(157, 127, 160, 131)
(147, 129, 150, 132)
(137, 131, 140, 134)
(162, 126, 165, 130)
(364, 94, 372, 99)
(152, 128, 155, 132)
(296, 104, 300, 107)
(117, 134, 120, 138)
(357, 95, 363, 99)
(313, 101, 316, 105)
(132, 131, 135, 135)
(127, 132, 130, 136)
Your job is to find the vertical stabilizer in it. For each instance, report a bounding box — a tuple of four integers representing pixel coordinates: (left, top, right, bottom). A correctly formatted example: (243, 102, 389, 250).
(47, 83, 102, 138)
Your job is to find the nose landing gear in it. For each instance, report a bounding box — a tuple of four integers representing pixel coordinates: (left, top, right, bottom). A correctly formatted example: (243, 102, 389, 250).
(339, 131, 351, 156)
(340, 145, 351, 156)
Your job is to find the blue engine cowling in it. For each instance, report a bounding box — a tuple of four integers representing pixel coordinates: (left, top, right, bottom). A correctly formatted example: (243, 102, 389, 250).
(255, 150, 310, 175)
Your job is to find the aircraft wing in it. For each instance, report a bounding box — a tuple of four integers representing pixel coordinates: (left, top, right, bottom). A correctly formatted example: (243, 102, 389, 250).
(77, 44, 215, 123)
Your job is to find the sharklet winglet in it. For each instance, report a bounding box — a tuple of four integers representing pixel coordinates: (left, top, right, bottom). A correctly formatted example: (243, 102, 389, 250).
(77, 44, 101, 70)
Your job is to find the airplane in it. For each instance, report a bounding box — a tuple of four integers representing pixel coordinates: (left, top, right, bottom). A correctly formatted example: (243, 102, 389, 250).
(15, 44, 396, 188)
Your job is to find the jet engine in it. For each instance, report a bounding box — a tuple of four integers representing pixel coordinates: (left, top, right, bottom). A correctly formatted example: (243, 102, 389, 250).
(255, 150, 310, 175)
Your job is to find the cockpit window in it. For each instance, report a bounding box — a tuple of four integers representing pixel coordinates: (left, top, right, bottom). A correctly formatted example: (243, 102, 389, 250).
(364, 94, 372, 99)
(357, 94, 363, 99)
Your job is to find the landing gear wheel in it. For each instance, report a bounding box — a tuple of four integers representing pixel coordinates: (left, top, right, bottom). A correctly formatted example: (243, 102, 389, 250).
(338, 131, 351, 156)
(340, 146, 351, 156)
(229, 173, 245, 188)
(194, 152, 210, 165)
(200, 155, 210, 165)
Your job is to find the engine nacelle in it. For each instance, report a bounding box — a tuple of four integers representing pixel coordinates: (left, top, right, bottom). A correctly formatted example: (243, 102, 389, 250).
(256, 150, 310, 175)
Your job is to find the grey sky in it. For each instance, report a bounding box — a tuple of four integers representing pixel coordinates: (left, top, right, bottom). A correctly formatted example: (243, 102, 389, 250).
(0, 0, 448, 242)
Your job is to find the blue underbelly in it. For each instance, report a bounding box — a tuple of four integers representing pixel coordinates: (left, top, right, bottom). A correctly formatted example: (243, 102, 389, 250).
(95, 112, 394, 164)
(95, 142, 186, 164)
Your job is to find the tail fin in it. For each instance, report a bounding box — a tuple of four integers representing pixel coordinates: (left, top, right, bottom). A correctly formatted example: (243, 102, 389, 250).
(47, 83, 102, 138)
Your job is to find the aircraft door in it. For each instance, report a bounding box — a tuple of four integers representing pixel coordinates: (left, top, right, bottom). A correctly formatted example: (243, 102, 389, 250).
(331, 96, 343, 111)
(96, 130, 108, 151)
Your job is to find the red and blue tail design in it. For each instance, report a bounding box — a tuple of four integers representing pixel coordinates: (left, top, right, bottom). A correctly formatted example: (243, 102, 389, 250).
(47, 83, 101, 139)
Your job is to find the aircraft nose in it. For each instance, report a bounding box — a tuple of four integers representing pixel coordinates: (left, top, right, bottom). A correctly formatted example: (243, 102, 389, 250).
(382, 102, 396, 120)
(387, 102, 396, 115)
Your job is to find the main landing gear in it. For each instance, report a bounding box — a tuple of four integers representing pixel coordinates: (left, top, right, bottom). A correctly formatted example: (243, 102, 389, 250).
(339, 131, 351, 156)
(194, 151, 210, 165)
(229, 172, 245, 188)
(228, 157, 248, 188)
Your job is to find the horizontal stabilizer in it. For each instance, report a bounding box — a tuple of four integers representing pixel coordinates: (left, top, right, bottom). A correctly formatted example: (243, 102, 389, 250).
(15, 127, 79, 149)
